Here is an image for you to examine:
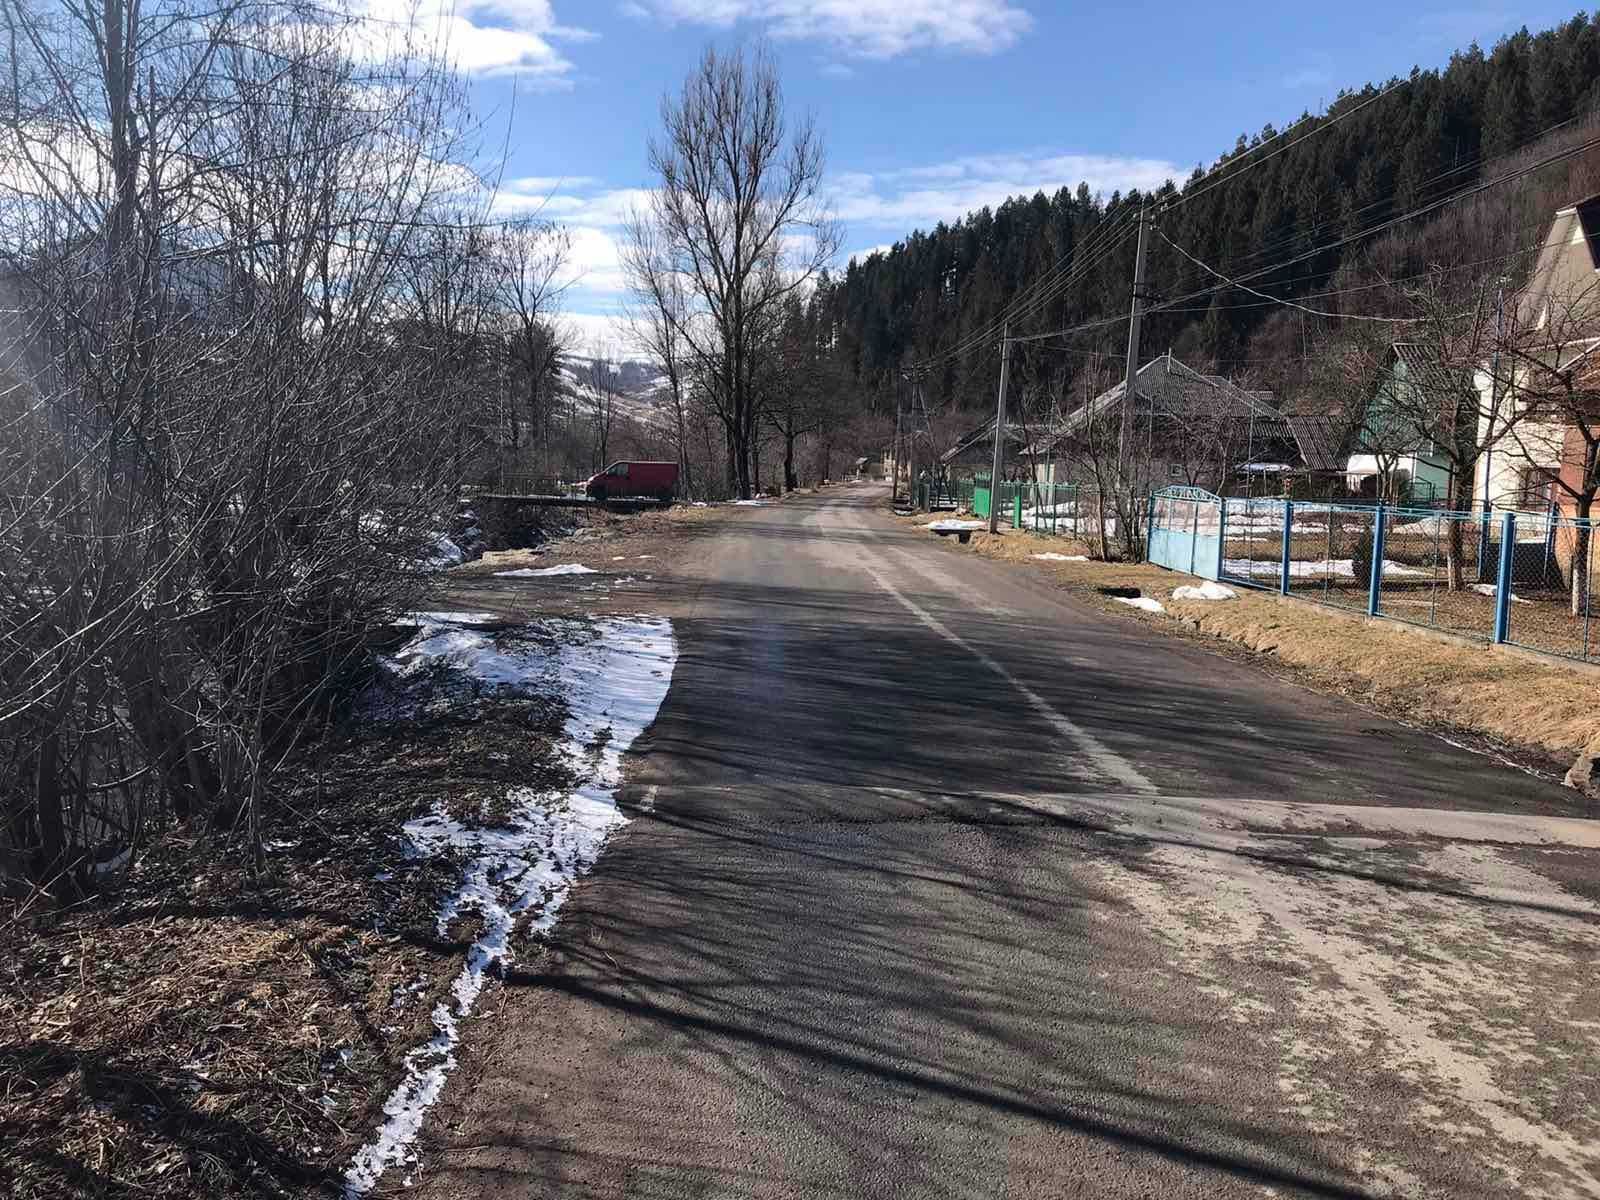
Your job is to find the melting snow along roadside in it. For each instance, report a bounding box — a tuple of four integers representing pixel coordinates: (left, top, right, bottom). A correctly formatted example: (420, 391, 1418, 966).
(344, 612, 677, 1196)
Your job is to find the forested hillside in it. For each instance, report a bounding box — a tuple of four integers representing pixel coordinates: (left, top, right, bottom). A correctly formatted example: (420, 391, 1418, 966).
(821, 14, 1600, 424)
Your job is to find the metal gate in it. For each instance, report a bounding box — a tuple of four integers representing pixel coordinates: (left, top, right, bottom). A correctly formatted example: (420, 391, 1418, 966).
(1148, 486, 1223, 580)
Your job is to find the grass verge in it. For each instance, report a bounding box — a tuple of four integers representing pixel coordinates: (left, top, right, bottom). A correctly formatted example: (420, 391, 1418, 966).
(900, 513, 1600, 786)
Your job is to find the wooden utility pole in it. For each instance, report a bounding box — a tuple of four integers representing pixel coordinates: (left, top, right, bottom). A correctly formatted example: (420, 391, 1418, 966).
(987, 325, 1013, 534)
(892, 378, 904, 503)
(1117, 206, 1151, 476)
(907, 376, 918, 510)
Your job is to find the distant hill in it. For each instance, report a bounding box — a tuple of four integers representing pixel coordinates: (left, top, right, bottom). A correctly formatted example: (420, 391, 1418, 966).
(819, 14, 1600, 422)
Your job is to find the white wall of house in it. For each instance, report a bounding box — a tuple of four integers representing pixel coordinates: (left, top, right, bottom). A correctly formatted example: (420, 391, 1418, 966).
(1472, 366, 1564, 511)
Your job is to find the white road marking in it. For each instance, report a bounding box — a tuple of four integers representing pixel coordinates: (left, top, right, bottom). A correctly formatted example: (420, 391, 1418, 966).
(858, 560, 1156, 795)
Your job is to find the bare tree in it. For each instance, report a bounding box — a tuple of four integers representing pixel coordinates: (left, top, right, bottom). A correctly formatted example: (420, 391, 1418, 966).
(622, 205, 696, 497)
(1385, 273, 1526, 589)
(634, 43, 840, 499)
(1491, 274, 1600, 613)
(584, 344, 621, 469)
(0, 0, 493, 891)
(493, 216, 571, 471)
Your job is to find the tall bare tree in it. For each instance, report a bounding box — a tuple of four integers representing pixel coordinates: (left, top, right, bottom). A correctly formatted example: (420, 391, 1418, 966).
(633, 44, 840, 499)
(493, 216, 571, 469)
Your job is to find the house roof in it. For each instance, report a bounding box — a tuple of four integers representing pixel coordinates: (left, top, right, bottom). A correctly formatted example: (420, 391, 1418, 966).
(1282, 414, 1347, 472)
(1390, 342, 1473, 395)
(938, 417, 1030, 464)
(1025, 355, 1279, 455)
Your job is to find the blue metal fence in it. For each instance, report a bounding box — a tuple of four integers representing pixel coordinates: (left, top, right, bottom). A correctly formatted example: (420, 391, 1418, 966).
(1156, 494, 1600, 664)
(1149, 487, 1223, 580)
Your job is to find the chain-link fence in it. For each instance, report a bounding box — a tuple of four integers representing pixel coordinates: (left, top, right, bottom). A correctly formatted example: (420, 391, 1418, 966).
(1502, 513, 1599, 661)
(1219, 497, 1291, 589)
(1375, 508, 1498, 641)
(1205, 498, 1600, 664)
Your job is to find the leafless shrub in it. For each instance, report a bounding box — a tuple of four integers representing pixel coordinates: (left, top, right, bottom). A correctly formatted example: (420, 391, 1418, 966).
(0, 0, 504, 893)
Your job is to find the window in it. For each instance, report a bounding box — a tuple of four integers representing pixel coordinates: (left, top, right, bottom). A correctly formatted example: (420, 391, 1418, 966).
(1520, 467, 1558, 510)
(607, 463, 628, 477)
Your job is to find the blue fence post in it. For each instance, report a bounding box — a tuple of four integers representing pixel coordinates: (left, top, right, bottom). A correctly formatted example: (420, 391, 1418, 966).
(1279, 500, 1294, 595)
(1493, 511, 1516, 644)
(1367, 506, 1387, 617)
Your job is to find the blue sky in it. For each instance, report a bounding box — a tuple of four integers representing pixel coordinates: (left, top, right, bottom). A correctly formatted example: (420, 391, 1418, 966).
(422, 1, 1585, 344)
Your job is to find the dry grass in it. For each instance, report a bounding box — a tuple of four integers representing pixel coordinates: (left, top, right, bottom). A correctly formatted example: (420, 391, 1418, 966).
(904, 516, 1600, 773)
(0, 679, 572, 1199)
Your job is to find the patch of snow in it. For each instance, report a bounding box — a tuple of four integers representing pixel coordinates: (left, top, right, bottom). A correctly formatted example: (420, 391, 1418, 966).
(422, 535, 465, 571)
(1173, 582, 1237, 601)
(1470, 583, 1530, 604)
(1222, 558, 1426, 580)
(494, 564, 598, 578)
(924, 519, 985, 531)
(1031, 552, 1088, 562)
(732, 499, 771, 507)
(1114, 596, 1166, 614)
(385, 613, 532, 689)
(344, 616, 677, 1197)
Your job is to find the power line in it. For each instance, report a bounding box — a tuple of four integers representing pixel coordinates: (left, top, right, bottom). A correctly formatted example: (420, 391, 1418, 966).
(908, 208, 1138, 371)
(1156, 110, 1597, 299)
(1147, 129, 1600, 320)
(1168, 78, 1412, 211)
(1156, 228, 1421, 322)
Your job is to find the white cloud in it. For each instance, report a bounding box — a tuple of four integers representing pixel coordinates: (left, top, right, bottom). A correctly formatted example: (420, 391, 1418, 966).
(349, 0, 592, 81)
(830, 151, 1183, 230)
(559, 310, 633, 352)
(846, 243, 896, 262)
(628, 0, 1032, 58)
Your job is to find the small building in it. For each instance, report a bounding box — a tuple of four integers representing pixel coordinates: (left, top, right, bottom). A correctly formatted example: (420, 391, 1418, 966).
(1344, 343, 1459, 504)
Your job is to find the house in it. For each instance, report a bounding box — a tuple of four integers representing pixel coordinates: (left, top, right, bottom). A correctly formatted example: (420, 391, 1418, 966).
(937, 418, 1031, 473)
(1023, 354, 1298, 492)
(1474, 195, 1600, 515)
(1344, 343, 1460, 504)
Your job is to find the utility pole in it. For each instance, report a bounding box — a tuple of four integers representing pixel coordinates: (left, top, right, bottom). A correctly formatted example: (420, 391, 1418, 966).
(1117, 205, 1152, 477)
(892, 377, 904, 504)
(988, 325, 1013, 534)
(907, 375, 919, 510)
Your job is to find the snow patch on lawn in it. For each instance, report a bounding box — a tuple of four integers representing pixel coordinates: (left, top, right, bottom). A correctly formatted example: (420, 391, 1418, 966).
(1223, 557, 1426, 579)
(344, 614, 677, 1196)
(733, 499, 772, 506)
(1173, 582, 1237, 601)
(924, 519, 985, 531)
(424, 535, 465, 570)
(1032, 552, 1088, 562)
(1115, 596, 1166, 614)
(494, 563, 597, 578)
(1470, 583, 1531, 604)
(384, 613, 533, 689)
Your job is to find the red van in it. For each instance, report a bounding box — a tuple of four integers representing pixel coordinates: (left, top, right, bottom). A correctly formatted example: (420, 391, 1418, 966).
(584, 461, 680, 502)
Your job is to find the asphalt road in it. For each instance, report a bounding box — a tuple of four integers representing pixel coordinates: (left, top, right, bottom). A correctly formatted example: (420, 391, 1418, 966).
(421, 484, 1600, 1200)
